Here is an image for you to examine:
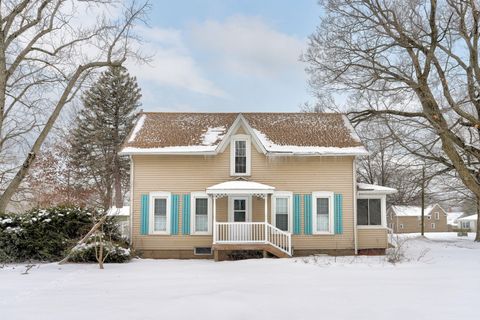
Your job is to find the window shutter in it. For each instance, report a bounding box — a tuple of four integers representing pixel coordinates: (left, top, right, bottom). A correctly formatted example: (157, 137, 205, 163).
(334, 193, 343, 234)
(140, 194, 149, 235)
(293, 194, 301, 235)
(303, 194, 312, 235)
(182, 194, 191, 235)
(171, 194, 179, 235)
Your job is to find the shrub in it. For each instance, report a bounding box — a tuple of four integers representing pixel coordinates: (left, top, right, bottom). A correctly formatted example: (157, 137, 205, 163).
(69, 240, 131, 263)
(0, 206, 130, 263)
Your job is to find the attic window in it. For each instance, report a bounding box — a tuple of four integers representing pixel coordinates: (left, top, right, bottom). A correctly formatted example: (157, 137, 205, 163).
(230, 135, 251, 176)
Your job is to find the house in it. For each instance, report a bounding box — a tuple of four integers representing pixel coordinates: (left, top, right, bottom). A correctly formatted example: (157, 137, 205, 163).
(457, 214, 478, 232)
(387, 204, 448, 233)
(106, 206, 130, 238)
(446, 211, 466, 231)
(120, 112, 396, 260)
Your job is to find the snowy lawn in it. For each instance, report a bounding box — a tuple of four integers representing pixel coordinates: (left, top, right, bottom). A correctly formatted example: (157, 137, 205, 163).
(1, 232, 479, 320)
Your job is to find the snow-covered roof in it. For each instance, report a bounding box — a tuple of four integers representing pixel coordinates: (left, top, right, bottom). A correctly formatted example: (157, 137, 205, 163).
(390, 205, 441, 217)
(206, 180, 275, 195)
(357, 183, 397, 194)
(106, 206, 130, 216)
(458, 214, 478, 221)
(447, 212, 465, 225)
(120, 113, 368, 156)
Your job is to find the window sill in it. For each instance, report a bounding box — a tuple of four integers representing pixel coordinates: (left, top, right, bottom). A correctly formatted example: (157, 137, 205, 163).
(230, 173, 251, 177)
(357, 225, 387, 229)
(312, 231, 335, 235)
(148, 231, 170, 235)
(191, 232, 212, 236)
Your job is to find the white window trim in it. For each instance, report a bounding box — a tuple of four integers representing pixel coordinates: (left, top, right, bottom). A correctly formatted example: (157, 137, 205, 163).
(190, 191, 212, 235)
(400, 224, 404, 229)
(230, 134, 251, 176)
(356, 194, 387, 229)
(312, 191, 335, 235)
(149, 191, 171, 235)
(271, 191, 293, 232)
(435, 212, 440, 220)
(431, 223, 436, 229)
(228, 195, 252, 222)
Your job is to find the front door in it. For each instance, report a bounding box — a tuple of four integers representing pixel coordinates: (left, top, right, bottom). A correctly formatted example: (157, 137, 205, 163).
(230, 196, 249, 222)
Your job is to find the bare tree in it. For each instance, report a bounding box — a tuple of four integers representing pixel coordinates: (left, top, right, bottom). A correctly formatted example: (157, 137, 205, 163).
(304, 0, 480, 241)
(26, 136, 97, 207)
(0, 0, 149, 212)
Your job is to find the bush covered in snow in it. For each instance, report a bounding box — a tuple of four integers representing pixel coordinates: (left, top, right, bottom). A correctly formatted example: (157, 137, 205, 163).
(0, 206, 130, 263)
(69, 241, 131, 263)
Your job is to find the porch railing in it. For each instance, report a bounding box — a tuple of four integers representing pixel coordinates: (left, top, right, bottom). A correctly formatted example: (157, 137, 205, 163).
(214, 222, 292, 256)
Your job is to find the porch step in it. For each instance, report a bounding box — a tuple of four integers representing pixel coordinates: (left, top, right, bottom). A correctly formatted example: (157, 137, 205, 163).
(213, 243, 291, 259)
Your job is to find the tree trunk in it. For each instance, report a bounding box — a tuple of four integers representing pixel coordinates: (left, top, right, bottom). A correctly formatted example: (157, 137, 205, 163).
(421, 167, 425, 236)
(98, 231, 104, 270)
(113, 154, 123, 208)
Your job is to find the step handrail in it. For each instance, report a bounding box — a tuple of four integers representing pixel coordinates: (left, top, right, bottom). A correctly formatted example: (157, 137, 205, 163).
(214, 222, 292, 256)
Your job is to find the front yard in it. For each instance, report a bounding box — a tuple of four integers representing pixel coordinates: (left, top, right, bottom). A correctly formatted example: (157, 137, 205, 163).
(1, 233, 478, 320)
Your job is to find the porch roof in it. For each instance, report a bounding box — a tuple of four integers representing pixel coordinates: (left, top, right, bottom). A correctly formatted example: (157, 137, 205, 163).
(206, 180, 275, 195)
(357, 183, 397, 195)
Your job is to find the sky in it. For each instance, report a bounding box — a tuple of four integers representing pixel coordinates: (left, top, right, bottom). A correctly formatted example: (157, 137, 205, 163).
(126, 0, 322, 112)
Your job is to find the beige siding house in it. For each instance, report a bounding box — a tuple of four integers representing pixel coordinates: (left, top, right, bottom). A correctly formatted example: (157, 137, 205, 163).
(120, 112, 396, 260)
(387, 204, 448, 233)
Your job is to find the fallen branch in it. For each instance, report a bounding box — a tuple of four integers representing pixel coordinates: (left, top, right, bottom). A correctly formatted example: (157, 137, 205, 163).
(58, 215, 108, 265)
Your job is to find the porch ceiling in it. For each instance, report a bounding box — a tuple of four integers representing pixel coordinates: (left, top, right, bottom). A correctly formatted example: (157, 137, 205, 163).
(206, 180, 275, 195)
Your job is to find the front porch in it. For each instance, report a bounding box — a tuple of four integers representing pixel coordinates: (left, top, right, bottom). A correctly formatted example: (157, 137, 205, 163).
(206, 181, 292, 257)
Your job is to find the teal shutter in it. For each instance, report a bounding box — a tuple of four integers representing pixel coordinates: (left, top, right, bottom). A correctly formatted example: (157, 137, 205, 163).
(171, 194, 179, 235)
(293, 194, 301, 234)
(140, 194, 149, 235)
(334, 193, 343, 234)
(182, 194, 191, 235)
(303, 194, 312, 235)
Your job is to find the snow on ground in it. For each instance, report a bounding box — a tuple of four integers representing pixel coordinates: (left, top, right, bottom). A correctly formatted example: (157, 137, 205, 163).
(1, 233, 479, 320)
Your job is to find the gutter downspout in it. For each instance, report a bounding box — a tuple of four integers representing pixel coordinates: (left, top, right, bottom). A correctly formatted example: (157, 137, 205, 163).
(129, 155, 134, 243)
(353, 158, 358, 254)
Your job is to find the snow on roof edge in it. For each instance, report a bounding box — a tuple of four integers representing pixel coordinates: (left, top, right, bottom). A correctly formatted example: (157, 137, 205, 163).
(357, 183, 397, 194)
(458, 214, 478, 221)
(128, 114, 146, 143)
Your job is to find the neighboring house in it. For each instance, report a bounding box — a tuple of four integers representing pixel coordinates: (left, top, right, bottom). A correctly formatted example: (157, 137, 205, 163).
(446, 211, 466, 231)
(387, 204, 448, 233)
(107, 206, 130, 239)
(120, 112, 396, 260)
(457, 214, 478, 232)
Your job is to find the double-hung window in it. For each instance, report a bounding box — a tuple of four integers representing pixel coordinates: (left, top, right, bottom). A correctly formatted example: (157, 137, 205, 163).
(149, 192, 171, 234)
(191, 192, 211, 235)
(435, 212, 440, 220)
(357, 198, 382, 226)
(312, 192, 334, 234)
(230, 135, 251, 176)
(272, 192, 292, 232)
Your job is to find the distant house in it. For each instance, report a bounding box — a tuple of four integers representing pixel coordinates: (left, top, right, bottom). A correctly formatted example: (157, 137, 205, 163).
(446, 211, 466, 231)
(107, 206, 130, 238)
(119, 112, 397, 260)
(387, 204, 448, 233)
(457, 214, 478, 232)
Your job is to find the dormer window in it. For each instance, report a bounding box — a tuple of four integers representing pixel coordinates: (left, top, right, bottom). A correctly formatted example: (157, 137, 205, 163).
(230, 134, 251, 176)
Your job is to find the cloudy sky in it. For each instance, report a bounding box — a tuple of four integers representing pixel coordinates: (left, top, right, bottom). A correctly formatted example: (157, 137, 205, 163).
(127, 0, 322, 112)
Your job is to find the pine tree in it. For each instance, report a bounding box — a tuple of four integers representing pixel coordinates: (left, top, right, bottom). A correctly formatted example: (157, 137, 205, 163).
(70, 67, 141, 209)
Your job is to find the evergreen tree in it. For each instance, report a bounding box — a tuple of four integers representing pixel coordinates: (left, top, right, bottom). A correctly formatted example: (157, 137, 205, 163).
(70, 67, 141, 209)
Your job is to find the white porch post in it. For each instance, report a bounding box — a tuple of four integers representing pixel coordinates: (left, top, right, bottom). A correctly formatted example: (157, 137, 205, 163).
(212, 195, 217, 244)
(264, 194, 268, 243)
